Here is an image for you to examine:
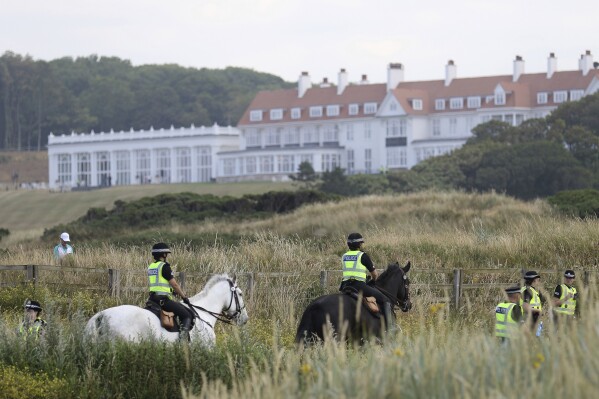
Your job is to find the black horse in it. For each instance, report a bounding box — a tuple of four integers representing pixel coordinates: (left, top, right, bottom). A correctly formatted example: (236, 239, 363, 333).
(295, 262, 412, 345)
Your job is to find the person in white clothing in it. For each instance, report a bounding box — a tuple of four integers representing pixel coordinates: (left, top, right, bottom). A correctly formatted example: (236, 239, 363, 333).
(53, 232, 74, 260)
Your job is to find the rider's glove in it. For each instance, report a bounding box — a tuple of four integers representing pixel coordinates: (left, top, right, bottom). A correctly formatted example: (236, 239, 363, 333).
(183, 297, 191, 305)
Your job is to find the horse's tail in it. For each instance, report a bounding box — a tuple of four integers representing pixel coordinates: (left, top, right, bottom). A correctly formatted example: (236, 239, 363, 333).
(295, 302, 327, 346)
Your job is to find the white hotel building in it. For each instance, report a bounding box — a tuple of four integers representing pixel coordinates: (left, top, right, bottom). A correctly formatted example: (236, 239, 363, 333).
(217, 51, 599, 181)
(48, 51, 599, 188)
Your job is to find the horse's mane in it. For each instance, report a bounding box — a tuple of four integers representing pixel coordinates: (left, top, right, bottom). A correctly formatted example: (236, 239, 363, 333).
(192, 273, 231, 299)
(377, 263, 402, 285)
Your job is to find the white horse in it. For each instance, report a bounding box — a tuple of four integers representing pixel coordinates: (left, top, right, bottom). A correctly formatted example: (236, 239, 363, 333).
(85, 273, 249, 346)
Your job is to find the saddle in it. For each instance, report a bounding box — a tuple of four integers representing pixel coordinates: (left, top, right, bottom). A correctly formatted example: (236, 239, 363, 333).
(144, 300, 179, 333)
(341, 286, 381, 317)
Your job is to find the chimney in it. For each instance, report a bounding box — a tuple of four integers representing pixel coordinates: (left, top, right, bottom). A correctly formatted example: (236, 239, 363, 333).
(320, 77, 331, 88)
(387, 63, 404, 90)
(337, 68, 348, 95)
(298, 71, 311, 98)
(360, 74, 369, 85)
(445, 60, 456, 86)
(579, 50, 593, 76)
(547, 52, 557, 79)
(513, 55, 525, 82)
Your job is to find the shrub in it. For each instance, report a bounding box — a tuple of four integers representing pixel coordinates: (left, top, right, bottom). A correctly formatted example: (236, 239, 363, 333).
(547, 189, 599, 218)
(0, 364, 71, 399)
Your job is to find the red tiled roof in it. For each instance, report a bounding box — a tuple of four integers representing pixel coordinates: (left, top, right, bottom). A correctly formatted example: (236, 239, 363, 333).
(238, 69, 599, 125)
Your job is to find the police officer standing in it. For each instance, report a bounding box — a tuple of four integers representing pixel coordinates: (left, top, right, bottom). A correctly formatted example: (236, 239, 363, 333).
(20, 300, 47, 338)
(521, 270, 544, 332)
(147, 243, 193, 341)
(553, 269, 578, 327)
(339, 232, 393, 330)
(495, 286, 524, 341)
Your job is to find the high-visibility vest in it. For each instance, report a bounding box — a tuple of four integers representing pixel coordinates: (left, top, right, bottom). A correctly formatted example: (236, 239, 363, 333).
(554, 284, 577, 316)
(148, 261, 173, 298)
(495, 302, 520, 338)
(342, 250, 367, 282)
(19, 319, 46, 337)
(521, 286, 541, 311)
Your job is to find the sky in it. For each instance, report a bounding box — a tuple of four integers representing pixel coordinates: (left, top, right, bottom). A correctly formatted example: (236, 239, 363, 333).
(1, 0, 598, 85)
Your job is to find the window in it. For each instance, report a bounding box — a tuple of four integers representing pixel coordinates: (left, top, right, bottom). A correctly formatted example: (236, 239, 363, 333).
(175, 148, 191, 183)
(77, 153, 91, 187)
(284, 128, 300, 146)
(291, 108, 301, 119)
(300, 154, 313, 165)
(364, 122, 372, 139)
(265, 128, 281, 146)
(387, 119, 406, 137)
(364, 102, 377, 114)
(277, 155, 294, 173)
(270, 109, 283, 120)
(302, 126, 318, 144)
(390, 102, 398, 111)
(326, 105, 340, 116)
(246, 129, 260, 147)
(347, 150, 354, 173)
(245, 157, 257, 174)
(346, 124, 354, 141)
(515, 114, 524, 126)
(450, 97, 463, 110)
(135, 150, 151, 184)
(387, 147, 407, 168)
(348, 104, 359, 115)
(260, 156, 274, 173)
(57, 154, 71, 185)
(323, 125, 338, 142)
(435, 99, 445, 110)
(321, 153, 340, 171)
(554, 91, 567, 103)
(412, 99, 423, 110)
(365, 149, 372, 173)
(156, 149, 171, 183)
(467, 97, 481, 108)
(115, 151, 131, 185)
(449, 118, 457, 135)
(250, 110, 263, 122)
(196, 147, 212, 182)
(96, 152, 110, 187)
(223, 159, 236, 176)
(537, 92, 548, 104)
(570, 90, 584, 101)
(495, 92, 506, 105)
(309, 106, 323, 117)
(432, 119, 441, 136)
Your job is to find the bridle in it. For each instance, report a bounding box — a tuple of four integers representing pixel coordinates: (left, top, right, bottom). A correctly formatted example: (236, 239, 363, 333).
(185, 279, 245, 329)
(376, 268, 411, 312)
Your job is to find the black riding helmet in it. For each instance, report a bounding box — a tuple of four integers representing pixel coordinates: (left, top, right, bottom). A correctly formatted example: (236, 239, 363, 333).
(347, 232, 364, 249)
(151, 242, 171, 258)
(24, 300, 42, 312)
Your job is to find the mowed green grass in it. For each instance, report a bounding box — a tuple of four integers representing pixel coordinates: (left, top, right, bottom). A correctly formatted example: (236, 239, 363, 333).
(0, 181, 293, 241)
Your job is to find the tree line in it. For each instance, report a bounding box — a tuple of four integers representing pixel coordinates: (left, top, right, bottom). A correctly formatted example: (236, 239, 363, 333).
(0, 51, 292, 151)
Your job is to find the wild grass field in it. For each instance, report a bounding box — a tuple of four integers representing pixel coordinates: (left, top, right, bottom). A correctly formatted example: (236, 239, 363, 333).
(0, 190, 598, 398)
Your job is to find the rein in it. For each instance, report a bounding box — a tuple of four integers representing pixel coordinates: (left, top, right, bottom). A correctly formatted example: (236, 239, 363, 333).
(184, 279, 244, 329)
(375, 270, 410, 311)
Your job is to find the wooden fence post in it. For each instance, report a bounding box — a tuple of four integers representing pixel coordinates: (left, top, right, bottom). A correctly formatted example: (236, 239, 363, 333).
(320, 270, 328, 290)
(108, 269, 120, 297)
(26, 265, 38, 285)
(452, 269, 462, 310)
(178, 272, 186, 291)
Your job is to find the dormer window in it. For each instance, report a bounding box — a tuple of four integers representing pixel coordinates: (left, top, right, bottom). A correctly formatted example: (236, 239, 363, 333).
(412, 99, 423, 110)
(495, 93, 506, 105)
(467, 97, 481, 108)
(570, 90, 584, 101)
(348, 104, 359, 115)
(450, 97, 463, 110)
(326, 105, 340, 116)
(309, 106, 323, 117)
(364, 102, 377, 114)
(291, 108, 301, 119)
(537, 92, 548, 104)
(435, 99, 445, 110)
(270, 109, 283, 120)
(250, 110, 263, 122)
(554, 91, 567, 103)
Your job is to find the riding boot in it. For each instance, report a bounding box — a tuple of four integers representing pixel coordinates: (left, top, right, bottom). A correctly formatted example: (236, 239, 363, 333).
(383, 302, 395, 332)
(179, 318, 192, 342)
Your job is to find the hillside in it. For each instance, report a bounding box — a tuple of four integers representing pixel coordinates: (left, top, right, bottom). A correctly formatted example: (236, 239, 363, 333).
(0, 151, 47, 183)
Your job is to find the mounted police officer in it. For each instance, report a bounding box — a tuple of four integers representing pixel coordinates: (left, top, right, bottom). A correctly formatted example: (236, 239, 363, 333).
(553, 269, 578, 327)
(339, 232, 393, 330)
(521, 270, 544, 332)
(20, 300, 47, 338)
(495, 286, 524, 342)
(147, 243, 193, 341)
